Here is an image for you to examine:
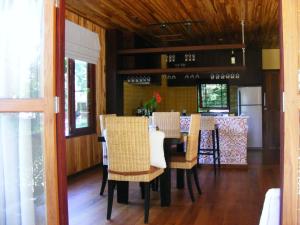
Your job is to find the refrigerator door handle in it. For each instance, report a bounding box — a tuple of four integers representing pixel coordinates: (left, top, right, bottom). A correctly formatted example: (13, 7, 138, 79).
(263, 92, 266, 107)
(238, 90, 241, 115)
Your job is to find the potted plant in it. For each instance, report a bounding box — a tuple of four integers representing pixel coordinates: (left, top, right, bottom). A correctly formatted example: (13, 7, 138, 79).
(143, 91, 162, 116)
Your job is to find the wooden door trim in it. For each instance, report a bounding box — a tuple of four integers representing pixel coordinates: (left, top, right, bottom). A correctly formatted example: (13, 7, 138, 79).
(279, 1, 284, 223)
(280, 0, 299, 224)
(44, 1, 60, 224)
(0, 99, 45, 112)
(55, 0, 69, 224)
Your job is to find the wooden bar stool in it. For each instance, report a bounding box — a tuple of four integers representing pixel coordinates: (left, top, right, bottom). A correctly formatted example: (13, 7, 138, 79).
(198, 117, 220, 175)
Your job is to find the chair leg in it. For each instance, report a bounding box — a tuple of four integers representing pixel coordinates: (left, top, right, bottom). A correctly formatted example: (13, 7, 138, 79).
(144, 182, 150, 223)
(186, 170, 195, 202)
(197, 130, 202, 166)
(151, 178, 159, 192)
(107, 180, 116, 220)
(212, 130, 217, 175)
(217, 149, 221, 169)
(140, 182, 145, 199)
(100, 165, 108, 195)
(216, 128, 221, 168)
(192, 166, 202, 195)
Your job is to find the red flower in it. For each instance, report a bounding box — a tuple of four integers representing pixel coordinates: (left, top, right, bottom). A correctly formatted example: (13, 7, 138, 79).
(154, 91, 162, 103)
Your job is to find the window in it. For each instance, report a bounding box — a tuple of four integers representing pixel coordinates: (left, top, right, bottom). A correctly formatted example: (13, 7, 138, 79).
(65, 58, 96, 136)
(198, 83, 228, 110)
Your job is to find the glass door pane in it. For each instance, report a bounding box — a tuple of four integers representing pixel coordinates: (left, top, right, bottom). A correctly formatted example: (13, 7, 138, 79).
(0, 0, 44, 98)
(0, 113, 46, 225)
(0, 0, 57, 224)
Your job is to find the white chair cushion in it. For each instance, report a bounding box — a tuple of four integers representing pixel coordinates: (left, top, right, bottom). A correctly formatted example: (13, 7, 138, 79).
(149, 131, 166, 168)
(259, 188, 280, 225)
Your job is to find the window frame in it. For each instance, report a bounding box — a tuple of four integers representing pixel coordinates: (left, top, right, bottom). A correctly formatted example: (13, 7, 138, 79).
(198, 82, 230, 111)
(66, 58, 96, 137)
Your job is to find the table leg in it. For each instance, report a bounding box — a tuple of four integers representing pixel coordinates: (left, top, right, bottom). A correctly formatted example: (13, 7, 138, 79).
(176, 169, 185, 189)
(160, 168, 170, 207)
(160, 139, 172, 207)
(176, 142, 185, 189)
(117, 181, 129, 204)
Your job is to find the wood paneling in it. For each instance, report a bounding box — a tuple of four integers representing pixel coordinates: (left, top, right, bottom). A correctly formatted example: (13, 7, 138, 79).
(66, 0, 279, 48)
(65, 10, 106, 175)
(66, 135, 100, 175)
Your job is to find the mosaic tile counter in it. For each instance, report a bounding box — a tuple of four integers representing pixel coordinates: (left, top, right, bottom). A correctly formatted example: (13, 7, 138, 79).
(180, 116, 248, 165)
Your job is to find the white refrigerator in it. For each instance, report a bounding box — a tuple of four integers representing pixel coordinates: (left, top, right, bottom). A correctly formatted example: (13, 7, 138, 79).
(237, 86, 263, 148)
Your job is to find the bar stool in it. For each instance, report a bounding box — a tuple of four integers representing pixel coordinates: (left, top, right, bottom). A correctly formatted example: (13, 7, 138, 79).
(197, 117, 220, 175)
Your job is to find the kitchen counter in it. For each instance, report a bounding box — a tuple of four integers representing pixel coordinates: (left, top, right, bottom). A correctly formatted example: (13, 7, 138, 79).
(180, 116, 248, 165)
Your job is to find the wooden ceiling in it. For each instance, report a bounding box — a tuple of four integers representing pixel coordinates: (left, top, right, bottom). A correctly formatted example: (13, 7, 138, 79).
(66, 0, 279, 48)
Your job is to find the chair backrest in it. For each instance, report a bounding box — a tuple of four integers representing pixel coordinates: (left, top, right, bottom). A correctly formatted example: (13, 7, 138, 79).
(105, 116, 151, 173)
(99, 114, 116, 135)
(200, 116, 215, 131)
(152, 112, 181, 138)
(186, 114, 201, 161)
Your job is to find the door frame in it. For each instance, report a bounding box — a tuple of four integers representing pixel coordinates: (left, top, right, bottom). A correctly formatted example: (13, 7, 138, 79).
(54, 0, 297, 225)
(55, 0, 68, 225)
(0, 1, 60, 224)
(280, 0, 299, 224)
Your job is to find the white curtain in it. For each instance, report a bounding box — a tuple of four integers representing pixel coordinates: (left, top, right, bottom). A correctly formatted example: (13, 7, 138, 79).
(65, 20, 100, 64)
(0, 0, 45, 225)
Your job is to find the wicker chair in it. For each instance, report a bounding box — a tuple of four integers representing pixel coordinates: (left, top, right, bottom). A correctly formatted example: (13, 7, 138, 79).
(198, 116, 220, 175)
(169, 114, 202, 202)
(105, 116, 164, 224)
(151, 112, 181, 190)
(99, 114, 116, 195)
(152, 112, 181, 138)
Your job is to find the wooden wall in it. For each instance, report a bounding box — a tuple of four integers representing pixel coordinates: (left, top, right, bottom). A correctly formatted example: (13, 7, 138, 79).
(65, 10, 106, 175)
(262, 49, 280, 70)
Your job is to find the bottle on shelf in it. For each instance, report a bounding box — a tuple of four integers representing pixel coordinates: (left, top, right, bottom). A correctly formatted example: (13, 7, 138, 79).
(230, 50, 236, 65)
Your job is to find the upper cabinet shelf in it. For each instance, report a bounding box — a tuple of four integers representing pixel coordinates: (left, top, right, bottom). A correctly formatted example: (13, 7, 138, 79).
(117, 43, 246, 55)
(117, 66, 246, 75)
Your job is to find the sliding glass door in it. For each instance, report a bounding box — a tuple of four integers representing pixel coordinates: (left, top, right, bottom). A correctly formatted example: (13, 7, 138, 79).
(0, 1, 59, 224)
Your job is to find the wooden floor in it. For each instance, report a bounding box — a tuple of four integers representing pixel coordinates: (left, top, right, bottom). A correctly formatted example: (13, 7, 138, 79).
(68, 150, 280, 225)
